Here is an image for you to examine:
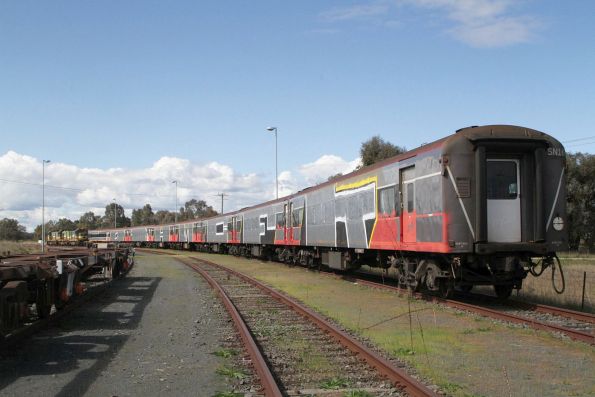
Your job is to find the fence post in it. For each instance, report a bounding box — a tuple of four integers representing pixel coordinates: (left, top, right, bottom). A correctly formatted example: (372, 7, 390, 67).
(581, 271, 587, 311)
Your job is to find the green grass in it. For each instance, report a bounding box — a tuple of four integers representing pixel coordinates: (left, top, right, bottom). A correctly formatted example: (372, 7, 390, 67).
(212, 392, 243, 397)
(212, 348, 237, 358)
(343, 390, 373, 397)
(215, 366, 247, 380)
(320, 377, 350, 390)
(462, 327, 492, 335)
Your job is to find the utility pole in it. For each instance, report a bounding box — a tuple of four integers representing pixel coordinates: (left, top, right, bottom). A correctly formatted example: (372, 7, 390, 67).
(215, 193, 228, 214)
(266, 127, 279, 199)
(41, 159, 50, 253)
(113, 198, 117, 229)
(172, 180, 178, 223)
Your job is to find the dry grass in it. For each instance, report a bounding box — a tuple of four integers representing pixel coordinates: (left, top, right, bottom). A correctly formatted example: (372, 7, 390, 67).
(0, 240, 41, 256)
(517, 255, 594, 312)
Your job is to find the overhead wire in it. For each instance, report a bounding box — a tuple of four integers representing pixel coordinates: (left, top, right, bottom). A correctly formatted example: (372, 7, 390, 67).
(562, 136, 595, 144)
(0, 177, 184, 198)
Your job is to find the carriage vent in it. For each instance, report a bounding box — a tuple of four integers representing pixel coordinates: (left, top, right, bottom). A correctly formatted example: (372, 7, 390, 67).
(456, 177, 471, 198)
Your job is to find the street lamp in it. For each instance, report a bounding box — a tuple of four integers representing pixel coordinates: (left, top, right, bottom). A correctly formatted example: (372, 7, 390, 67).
(172, 180, 178, 223)
(266, 127, 278, 199)
(113, 198, 117, 229)
(41, 159, 50, 253)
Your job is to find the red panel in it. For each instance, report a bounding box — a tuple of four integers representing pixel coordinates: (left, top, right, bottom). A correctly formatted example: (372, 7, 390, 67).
(402, 210, 416, 243)
(369, 215, 399, 249)
(274, 227, 301, 246)
(192, 232, 205, 243)
(369, 212, 452, 253)
(228, 230, 240, 244)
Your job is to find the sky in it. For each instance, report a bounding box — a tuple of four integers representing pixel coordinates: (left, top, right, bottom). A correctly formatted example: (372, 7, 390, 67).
(1, 0, 594, 231)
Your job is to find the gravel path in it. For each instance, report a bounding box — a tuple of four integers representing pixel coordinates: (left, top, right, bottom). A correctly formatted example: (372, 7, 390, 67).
(0, 252, 246, 397)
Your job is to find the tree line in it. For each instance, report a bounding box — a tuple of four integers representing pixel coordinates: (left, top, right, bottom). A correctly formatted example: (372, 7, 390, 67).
(24, 199, 218, 240)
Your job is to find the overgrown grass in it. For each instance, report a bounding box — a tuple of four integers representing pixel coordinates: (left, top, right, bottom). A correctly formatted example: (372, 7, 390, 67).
(516, 258, 594, 312)
(343, 390, 373, 397)
(0, 240, 40, 256)
(212, 392, 243, 397)
(320, 377, 350, 389)
(212, 348, 237, 359)
(215, 365, 247, 380)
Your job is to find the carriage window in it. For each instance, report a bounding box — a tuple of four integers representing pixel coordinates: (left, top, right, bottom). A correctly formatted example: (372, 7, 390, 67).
(407, 183, 414, 212)
(236, 220, 242, 232)
(487, 161, 518, 200)
(276, 212, 285, 228)
(378, 187, 396, 216)
(216, 223, 224, 234)
(292, 208, 303, 227)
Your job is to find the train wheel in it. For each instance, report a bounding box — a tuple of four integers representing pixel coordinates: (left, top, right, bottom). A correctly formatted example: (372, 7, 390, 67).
(458, 285, 473, 293)
(494, 285, 513, 300)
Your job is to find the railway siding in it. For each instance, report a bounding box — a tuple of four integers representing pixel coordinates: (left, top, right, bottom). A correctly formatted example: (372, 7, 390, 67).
(179, 251, 594, 397)
(181, 257, 425, 396)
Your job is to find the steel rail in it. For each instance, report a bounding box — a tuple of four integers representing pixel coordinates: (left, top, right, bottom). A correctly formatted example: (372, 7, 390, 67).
(338, 276, 595, 345)
(505, 300, 595, 324)
(177, 257, 283, 397)
(435, 298, 594, 345)
(342, 270, 594, 324)
(139, 249, 594, 345)
(188, 257, 438, 397)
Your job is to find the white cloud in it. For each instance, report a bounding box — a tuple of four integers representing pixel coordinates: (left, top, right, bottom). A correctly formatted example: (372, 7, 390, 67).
(320, 2, 391, 22)
(319, 0, 541, 47)
(0, 151, 360, 231)
(407, 0, 539, 47)
(299, 154, 361, 185)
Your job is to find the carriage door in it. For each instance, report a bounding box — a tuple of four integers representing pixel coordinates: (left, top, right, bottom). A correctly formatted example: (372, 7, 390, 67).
(228, 217, 235, 242)
(487, 159, 521, 242)
(287, 202, 293, 242)
(284, 203, 290, 242)
(400, 167, 416, 243)
(274, 205, 287, 244)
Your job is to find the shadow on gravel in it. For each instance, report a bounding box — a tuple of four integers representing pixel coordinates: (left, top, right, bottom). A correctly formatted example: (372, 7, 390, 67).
(0, 275, 161, 396)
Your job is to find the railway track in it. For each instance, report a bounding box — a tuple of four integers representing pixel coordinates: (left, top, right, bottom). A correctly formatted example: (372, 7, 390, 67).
(141, 248, 594, 345)
(340, 272, 595, 345)
(177, 256, 439, 397)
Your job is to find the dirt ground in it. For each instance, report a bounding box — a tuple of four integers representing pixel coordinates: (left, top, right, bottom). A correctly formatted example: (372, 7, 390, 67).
(186, 251, 594, 397)
(0, 252, 240, 397)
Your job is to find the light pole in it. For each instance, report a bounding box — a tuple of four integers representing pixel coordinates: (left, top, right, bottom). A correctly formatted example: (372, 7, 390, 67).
(172, 180, 178, 223)
(266, 127, 278, 199)
(41, 159, 50, 253)
(113, 198, 117, 229)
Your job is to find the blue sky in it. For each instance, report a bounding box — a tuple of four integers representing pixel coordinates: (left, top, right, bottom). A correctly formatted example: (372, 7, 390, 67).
(1, 1, 594, 230)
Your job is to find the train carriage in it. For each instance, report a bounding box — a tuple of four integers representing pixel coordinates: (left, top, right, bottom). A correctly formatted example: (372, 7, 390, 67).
(89, 125, 567, 298)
